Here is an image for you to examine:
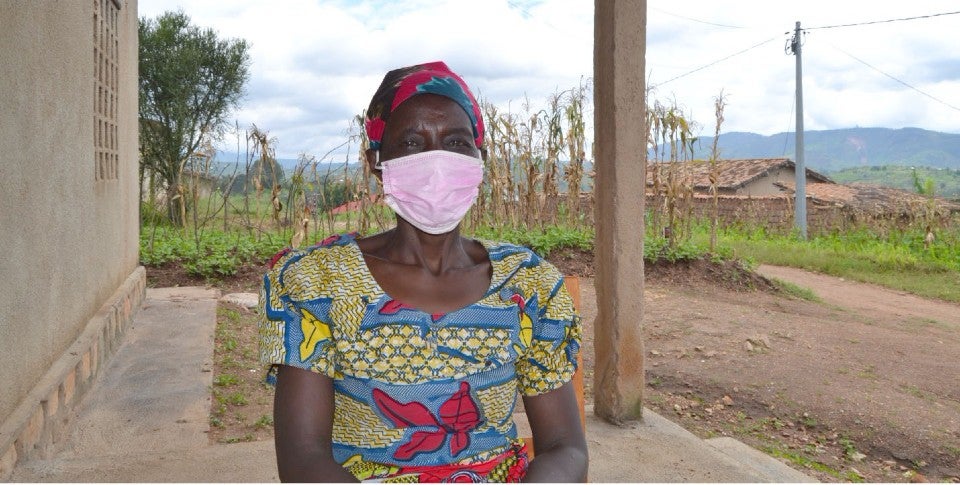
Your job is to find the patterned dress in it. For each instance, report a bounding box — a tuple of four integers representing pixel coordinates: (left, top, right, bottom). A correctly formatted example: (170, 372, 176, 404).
(258, 233, 581, 482)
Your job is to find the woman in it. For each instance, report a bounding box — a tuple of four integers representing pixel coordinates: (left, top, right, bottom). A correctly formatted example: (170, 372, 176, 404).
(259, 61, 587, 482)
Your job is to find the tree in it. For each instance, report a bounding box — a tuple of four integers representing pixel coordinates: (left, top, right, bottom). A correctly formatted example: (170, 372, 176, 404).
(221, 157, 285, 194)
(139, 10, 250, 225)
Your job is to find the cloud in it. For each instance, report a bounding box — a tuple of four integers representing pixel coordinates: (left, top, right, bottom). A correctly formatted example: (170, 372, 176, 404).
(139, 0, 960, 158)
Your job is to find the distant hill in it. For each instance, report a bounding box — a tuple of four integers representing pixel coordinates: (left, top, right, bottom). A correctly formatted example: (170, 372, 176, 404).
(691, 127, 960, 172)
(828, 165, 960, 199)
(213, 152, 303, 171)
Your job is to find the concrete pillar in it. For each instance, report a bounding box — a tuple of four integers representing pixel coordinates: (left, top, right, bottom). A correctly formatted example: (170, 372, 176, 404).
(592, 0, 647, 424)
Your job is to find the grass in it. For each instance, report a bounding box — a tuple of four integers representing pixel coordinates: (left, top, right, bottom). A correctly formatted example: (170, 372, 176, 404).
(905, 316, 953, 332)
(470, 224, 593, 257)
(770, 278, 821, 302)
(254, 414, 274, 429)
(141, 226, 284, 278)
(214, 374, 240, 386)
(898, 384, 943, 403)
(857, 365, 879, 381)
(209, 303, 275, 444)
(763, 445, 848, 480)
(722, 224, 960, 303)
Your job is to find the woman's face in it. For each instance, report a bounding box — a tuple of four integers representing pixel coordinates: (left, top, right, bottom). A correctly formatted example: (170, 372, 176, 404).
(375, 93, 481, 165)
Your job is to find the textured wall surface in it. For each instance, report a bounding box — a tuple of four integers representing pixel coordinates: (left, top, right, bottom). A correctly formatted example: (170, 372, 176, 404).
(592, 0, 648, 423)
(0, 0, 140, 437)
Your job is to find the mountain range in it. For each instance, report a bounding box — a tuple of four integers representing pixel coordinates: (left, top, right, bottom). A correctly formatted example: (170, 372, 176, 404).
(689, 127, 960, 173)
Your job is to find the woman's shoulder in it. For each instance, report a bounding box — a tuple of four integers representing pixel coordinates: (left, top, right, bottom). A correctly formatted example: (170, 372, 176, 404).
(479, 239, 539, 261)
(266, 232, 360, 277)
(480, 239, 564, 284)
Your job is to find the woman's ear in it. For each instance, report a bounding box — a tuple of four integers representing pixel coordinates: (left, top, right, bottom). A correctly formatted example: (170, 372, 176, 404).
(365, 149, 382, 180)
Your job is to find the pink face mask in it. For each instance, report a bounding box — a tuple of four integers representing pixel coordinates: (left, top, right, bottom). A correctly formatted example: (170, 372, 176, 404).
(377, 150, 484, 234)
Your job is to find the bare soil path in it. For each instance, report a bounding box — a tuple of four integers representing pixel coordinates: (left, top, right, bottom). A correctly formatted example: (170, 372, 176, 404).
(572, 264, 960, 483)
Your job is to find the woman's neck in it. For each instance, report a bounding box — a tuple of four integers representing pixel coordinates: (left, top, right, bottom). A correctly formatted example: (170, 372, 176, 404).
(369, 223, 474, 276)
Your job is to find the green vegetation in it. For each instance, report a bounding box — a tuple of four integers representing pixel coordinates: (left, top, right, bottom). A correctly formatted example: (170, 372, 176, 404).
(141, 226, 282, 278)
(829, 165, 960, 198)
(223, 434, 255, 444)
(213, 374, 240, 387)
(225, 391, 248, 406)
(722, 223, 960, 303)
(470, 225, 592, 258)
(254, 414, 274, 429)
(770, 278, 821, 302)
(762, 445, 848, 480)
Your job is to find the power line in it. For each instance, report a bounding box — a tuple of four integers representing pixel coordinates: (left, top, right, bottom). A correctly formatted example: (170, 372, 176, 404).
(828, 44, 960, 113)
(650, 6, 745, 29)
(805, 10, 960, 31)
(650, 36, 777, 88)
(781, 97, 795, 157)
(642, 8, 959, 91)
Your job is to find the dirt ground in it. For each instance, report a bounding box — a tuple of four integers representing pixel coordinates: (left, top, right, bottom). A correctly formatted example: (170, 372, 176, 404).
(569, 258, 960, 483)
(147, 250, 960, 483)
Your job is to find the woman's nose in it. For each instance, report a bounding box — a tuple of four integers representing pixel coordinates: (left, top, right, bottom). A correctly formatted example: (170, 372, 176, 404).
(421, 134, 444, 152)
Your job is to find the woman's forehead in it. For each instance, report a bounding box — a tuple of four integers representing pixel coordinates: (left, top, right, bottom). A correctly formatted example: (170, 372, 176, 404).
(386, 94, 474, 133)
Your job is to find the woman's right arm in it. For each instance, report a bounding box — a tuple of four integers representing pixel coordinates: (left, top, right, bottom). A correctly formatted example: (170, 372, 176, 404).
(273, 365, 358, 483)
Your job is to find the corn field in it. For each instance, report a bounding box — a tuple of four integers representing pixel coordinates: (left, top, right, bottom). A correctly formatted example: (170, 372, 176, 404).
(140, 81, 599, 250)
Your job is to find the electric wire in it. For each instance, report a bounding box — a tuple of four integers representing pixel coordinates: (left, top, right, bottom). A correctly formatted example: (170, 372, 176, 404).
(782, 96, 795, 157)
(650, 36, 777, 88)
(805, 10, 960, 31)
(828, 44, 960, 113)
(642, 7, 958, 138)
(650, 6, 745, 29)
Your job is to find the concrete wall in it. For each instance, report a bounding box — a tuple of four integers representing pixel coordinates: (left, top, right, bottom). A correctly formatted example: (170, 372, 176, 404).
(0, 0, 141, 455)
(737, 167, 795, 196)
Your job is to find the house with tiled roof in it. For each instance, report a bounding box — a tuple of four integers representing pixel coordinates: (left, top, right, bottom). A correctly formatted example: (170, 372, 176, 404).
(775, 181, 960, 216)
(646, 158, 833, 197)
(644, 158, 958, 231)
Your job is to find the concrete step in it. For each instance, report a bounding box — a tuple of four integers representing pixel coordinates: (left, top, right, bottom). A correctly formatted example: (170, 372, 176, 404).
(583, 407, 817, 482)
(707, 436, 817, 483)
(10, 440, 277, 482)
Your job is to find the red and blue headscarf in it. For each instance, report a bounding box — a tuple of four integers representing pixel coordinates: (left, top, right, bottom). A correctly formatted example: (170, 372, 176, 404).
(364, 61, 485, 151)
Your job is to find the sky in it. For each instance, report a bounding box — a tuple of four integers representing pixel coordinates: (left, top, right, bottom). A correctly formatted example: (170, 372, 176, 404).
(138, 0, 960, 160)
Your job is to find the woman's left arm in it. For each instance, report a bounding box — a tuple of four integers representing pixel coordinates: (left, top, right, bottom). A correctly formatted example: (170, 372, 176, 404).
(522, 381, 588, 482)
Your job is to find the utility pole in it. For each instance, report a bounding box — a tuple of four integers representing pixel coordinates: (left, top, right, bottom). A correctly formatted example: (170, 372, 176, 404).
(789, 21, 807, 239)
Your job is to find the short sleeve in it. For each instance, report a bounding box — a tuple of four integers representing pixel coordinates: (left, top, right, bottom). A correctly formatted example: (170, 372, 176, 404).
(515, 263, 583, 396)
(258, 248, 338, 380)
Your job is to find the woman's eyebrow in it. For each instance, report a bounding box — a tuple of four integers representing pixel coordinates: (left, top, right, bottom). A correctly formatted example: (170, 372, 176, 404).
(393, 127, 423, 138)
(444, 127, 474, 136)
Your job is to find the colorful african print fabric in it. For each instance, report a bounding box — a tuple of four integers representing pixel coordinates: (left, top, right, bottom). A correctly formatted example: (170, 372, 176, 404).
(258, 233, 581, 482)
(365, 61, 485, 150)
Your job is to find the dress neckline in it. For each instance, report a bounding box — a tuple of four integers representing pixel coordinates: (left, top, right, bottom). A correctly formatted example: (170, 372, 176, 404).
(344, 235, 511, 317)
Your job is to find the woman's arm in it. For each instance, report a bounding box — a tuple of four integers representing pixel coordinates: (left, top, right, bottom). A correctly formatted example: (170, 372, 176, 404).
(521, 381, 589, 482)
(273, 365, 358, 482)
